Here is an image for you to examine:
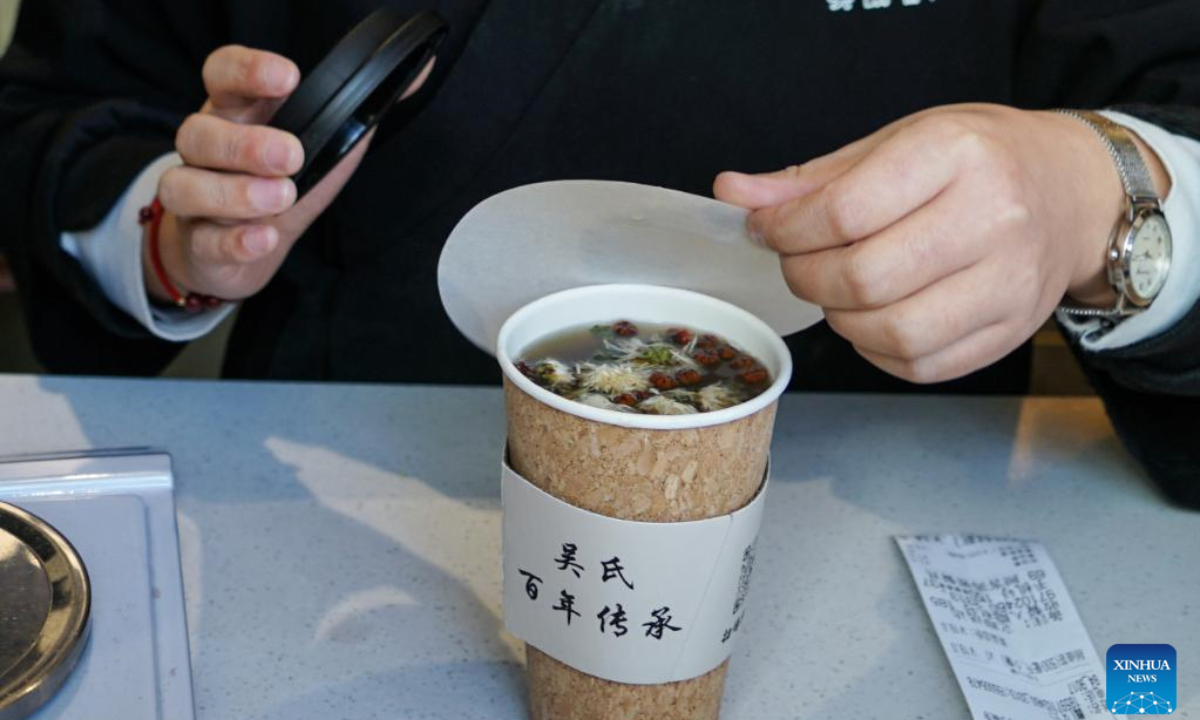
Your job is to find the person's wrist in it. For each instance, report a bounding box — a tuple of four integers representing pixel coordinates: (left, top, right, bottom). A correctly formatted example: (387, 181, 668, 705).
(1050, 113, 1171, 308)
(1047, 111, 1121, 307)
(142, 210, 189, 305)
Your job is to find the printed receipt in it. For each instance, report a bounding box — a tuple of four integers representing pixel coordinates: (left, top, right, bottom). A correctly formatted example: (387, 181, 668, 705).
(896, 535, 1107, 720)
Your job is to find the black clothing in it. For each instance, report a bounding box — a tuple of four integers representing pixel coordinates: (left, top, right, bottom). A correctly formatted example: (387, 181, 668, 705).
(2, 1, 1198, 504)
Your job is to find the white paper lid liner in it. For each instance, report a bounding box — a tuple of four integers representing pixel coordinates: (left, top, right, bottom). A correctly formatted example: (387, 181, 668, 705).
(438, 180, 825, 354)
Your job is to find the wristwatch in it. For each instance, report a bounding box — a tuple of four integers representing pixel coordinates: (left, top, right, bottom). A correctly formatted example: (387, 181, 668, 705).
(1056, 109, 1172, 319)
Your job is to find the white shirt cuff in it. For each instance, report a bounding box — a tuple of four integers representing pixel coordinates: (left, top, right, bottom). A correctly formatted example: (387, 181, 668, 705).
(1058, 111, 1200, 351)
(60, 152, 235, 342)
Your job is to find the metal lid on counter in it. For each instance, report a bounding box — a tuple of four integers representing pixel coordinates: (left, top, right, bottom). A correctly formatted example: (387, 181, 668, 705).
(0, 502, 91, 720)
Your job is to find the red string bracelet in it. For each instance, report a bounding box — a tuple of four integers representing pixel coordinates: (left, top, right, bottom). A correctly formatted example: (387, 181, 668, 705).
(138, 198, 223, 313)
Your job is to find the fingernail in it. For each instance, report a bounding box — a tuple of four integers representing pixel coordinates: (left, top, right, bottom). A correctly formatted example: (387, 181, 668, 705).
(263, 61, 298, 92)
(265, 141, 294, 173)
(249, 179, 291, 212)
(242, 227, 276, 256)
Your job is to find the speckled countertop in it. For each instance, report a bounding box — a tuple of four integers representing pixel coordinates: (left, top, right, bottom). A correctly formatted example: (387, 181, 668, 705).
(0, 374, 1194, 719)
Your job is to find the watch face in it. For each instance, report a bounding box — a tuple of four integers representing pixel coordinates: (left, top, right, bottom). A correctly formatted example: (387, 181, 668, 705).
(1128, 213, 1172, 301)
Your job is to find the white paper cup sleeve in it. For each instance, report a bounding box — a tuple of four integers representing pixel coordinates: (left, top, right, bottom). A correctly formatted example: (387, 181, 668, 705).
(501, 454, 769, 685)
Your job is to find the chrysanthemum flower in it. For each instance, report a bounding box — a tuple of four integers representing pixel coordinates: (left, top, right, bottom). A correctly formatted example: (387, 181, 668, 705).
(576, 363, 651, 394)
(576, 393, 634, 412)
(604, 338, 697, 369)
(534, 359, 575, 390)
(638, 394, 698, 415)
(696, 383, 740, 411)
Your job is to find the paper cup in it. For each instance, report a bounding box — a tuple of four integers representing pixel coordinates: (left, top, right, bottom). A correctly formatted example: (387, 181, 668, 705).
(498, 284, 792, 720)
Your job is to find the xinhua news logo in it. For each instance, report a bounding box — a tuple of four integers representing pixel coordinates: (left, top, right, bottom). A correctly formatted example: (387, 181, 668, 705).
(1107, 644, 1176, 714)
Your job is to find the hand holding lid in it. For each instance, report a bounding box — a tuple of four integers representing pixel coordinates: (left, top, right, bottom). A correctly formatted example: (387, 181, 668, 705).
(148, 10, 447, 306)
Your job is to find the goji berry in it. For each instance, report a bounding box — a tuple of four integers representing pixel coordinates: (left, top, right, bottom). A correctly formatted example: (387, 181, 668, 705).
(729, 356, 755, 370)
(650, 372, 677, 391)
(694, 349, 721, 367)
(668, 328, 693, 345)
(738, 368, 768, 384)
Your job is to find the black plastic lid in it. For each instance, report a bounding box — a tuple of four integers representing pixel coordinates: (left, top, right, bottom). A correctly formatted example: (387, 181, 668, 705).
(270, 9, 448, 197)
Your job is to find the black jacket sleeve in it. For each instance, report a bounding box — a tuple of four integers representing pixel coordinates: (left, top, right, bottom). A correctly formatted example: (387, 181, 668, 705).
(1015, 0, 1200, 508)
(0, 0, 213, 374)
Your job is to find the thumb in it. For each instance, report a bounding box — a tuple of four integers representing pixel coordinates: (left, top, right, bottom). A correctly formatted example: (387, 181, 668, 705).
(714, 128, 892, 209)
(715, 152, 863, 209)
(714, 166, 823, 209)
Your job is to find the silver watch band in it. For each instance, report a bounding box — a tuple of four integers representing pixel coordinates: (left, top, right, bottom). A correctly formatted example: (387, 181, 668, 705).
(1055, 109, 1158, 204)
(1055, 109, 1161, 320)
